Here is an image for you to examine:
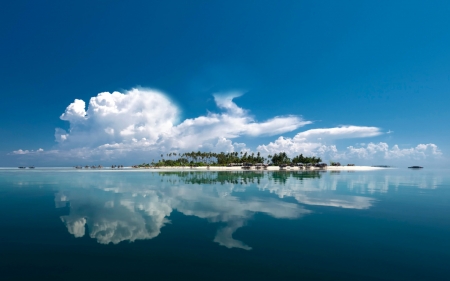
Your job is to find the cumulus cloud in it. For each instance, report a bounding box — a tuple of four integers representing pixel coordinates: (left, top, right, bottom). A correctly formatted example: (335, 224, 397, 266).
(60, 99, 87, 123)
(46, 88, 309, 161)
(257, 126, 441, 163)
(56, 89, 179, 148)
(346, 142, 442, 160)
(10, 87, 442, 164)
(257, 126, 382, 159)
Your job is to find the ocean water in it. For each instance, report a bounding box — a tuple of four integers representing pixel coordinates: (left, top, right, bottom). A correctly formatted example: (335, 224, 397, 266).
(0, 168, 449, 280)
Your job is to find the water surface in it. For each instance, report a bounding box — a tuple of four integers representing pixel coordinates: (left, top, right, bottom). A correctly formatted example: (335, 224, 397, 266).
(0, 168, 449, 280)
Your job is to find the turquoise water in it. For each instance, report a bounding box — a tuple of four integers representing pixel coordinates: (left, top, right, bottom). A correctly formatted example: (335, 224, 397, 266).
(0, 169, 449, 280)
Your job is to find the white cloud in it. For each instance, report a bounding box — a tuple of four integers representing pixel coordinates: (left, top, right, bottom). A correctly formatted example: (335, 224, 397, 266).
(11, 148, 44, 155)
(60, 99, 87, 123)
(257, 127, 441, 164)
(293, 126, 382, 141)
(257, 126, 382, 158)
(22, 88, 309, 162)
(213, 91, 245, 115)
(56, 89, 179, 148)
(10, 88, 442, 164)
(166, 94, 310, 150)
(347, 142, 442, 160)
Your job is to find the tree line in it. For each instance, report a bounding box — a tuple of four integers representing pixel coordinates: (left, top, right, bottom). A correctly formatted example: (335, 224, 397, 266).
(134, 151, 322, 167)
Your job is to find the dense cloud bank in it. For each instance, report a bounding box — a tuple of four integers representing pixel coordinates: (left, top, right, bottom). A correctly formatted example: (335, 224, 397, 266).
(11, 88, 442, 164)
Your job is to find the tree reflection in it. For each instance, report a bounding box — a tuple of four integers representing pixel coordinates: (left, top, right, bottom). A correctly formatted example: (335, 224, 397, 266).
(157, 170, 321, 185)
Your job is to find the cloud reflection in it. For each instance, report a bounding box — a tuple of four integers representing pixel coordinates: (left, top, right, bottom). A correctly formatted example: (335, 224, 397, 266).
(48, 170, 444, 248)
(57, 189, 172, 244)
(54, 173, 312, 248)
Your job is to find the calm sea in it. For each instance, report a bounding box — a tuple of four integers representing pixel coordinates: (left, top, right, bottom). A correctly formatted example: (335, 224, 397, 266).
(0, 168, 449, 280)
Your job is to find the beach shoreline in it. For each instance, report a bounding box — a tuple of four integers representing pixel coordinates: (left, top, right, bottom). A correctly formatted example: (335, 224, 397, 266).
(138, 165, 391, 171)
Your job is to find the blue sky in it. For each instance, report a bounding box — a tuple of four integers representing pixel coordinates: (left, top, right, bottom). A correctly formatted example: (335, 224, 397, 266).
(1, 0, 449, 166)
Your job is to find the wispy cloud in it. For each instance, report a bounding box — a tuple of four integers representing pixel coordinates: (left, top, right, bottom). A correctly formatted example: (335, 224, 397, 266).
(11, 148, 45, 155)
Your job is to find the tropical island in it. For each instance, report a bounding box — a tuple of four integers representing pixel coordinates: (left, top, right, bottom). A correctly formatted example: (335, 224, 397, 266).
(133, 151, 320, 167)
(131, 151, 386, 171)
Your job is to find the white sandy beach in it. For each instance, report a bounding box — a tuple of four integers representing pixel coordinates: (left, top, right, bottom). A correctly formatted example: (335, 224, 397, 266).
(142, 165, 390, 171)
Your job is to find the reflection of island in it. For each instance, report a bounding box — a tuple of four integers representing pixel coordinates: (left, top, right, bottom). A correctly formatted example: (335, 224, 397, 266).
(269, 170, 322, 184)
(158, 170, 322, 185)
(51, 170, 441, 248)
(158, 171, 266, 185)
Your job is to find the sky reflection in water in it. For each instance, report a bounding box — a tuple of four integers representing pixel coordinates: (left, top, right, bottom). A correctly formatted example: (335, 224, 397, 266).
(1, 169, 446, 249)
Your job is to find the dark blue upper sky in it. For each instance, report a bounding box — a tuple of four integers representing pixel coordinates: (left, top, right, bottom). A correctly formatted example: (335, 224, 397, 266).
(1, 0, 449, 165)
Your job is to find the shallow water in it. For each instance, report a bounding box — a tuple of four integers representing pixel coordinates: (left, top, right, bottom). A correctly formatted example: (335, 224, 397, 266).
(0, 168, 449, 280)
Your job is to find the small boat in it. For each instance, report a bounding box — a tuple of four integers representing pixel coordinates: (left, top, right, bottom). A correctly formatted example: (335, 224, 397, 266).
(18, 166, 26, 169)
(28, 166, 35, 169)
(408, 166, 423, 169)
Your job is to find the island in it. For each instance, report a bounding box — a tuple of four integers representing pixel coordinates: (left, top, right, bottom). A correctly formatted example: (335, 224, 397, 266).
(130, 151, 389, 171)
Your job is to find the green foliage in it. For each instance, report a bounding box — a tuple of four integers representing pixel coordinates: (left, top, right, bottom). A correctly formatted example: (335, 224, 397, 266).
(271, 152, 291, 165)
(292, 154, 321, 164)
(133, 151, 322, 167)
